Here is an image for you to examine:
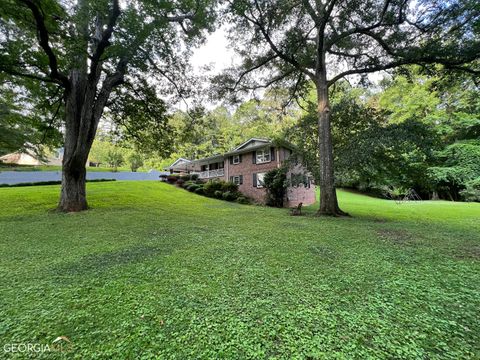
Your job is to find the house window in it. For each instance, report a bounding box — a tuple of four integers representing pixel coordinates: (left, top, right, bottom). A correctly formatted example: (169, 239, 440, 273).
(231, 175, 243, 185)
(256, 172, 266, 188)
(256, 148, 271, 164)
(233, 155, 240, 164)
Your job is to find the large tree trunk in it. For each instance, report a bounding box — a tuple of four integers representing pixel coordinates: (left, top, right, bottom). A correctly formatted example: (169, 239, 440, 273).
(57, 71, 95, 212)
(316, 74, 347, 216)
(59, 162, 87, 212)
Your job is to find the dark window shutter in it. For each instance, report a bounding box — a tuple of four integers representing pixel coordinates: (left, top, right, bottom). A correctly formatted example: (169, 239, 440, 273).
(253, 173, 257, 187)
(230, 176, 233, 182)
(229, 156, 233, 165)
(271, 147, 275, 161)
(239, 175, 243, 185)
(239, 154, 242, 163)
(252, 151, 256, 164)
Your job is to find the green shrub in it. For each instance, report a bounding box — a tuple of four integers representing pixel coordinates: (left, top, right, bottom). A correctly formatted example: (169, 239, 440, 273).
(222, 191, 238, 201)
(264, 167, 288, 207)
(176, 178, 185, 187)
(166, 175, 178, 184)
(460, 178, 480, 202)
(221, 181, 238, 193)
(214, 190, 223, 199)
(204, 181, 225, 197)
(191, 174, 199, 181)
(195, 187, 205, 195)
(186, 184, 199, 192)
(236, 196, 250, 204)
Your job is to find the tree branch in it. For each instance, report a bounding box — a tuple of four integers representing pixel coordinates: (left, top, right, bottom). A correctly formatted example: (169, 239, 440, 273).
(19, 0, 70, 88)
(247, 0, 315, 79)
(89, 0, 121, 80)
(301, 0, 321, 25)
(326, 0, 394, 50)
(0, 67, 60, 84)
(231, 54, 279, 91)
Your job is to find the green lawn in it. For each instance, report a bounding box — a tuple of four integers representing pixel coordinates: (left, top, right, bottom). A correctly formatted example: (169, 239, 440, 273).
(0, 182, 479, 359)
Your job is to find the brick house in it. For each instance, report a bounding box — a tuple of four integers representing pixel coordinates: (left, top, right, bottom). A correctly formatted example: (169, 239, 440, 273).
(165, 138, 316, 207)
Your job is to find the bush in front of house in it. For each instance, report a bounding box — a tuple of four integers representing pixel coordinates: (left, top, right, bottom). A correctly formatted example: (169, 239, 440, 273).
(264, 167, 288, 207)
(221, 181, 239, 193)
(236, 196, 250, 204)
(186, 184, 199, 192)
(203, 181, 225, 197)
(194, 187, 205, 195)
(176, 178, 185, 187)
(166, 175, 178, 184)
(177, 173, 200, 181)
(222, 191, 238, 201)
(178, 178, 250, 204)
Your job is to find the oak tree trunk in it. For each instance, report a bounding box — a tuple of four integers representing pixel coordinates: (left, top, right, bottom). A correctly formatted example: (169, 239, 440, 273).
(316, 73, 347, 216)
(59, 162, 87, 212)
(57, 70, 100, 212)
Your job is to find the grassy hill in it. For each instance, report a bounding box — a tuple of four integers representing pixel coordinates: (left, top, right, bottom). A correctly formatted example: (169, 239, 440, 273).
(0, 182, 479, 358)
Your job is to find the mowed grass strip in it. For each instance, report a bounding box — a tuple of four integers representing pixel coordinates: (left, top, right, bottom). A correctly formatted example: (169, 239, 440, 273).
(0, 181, 479, 359)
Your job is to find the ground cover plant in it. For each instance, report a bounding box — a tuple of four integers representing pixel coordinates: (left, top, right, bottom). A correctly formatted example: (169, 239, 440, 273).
(0, 181, 478, 358)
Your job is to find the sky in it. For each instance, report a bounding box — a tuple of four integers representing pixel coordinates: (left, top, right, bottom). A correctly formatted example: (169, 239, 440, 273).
(191, 28, 234, 75)
(188, 27, 387, 109)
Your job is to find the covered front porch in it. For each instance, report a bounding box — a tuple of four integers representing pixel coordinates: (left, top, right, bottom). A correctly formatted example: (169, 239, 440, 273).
(190, 155, 225, 179)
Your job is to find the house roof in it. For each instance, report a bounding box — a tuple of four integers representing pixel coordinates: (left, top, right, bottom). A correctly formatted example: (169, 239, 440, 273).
(164, 158, 192, 171)
(225, 138, 295, 156)
(233, 138, 271, 151)
(190, 154, 224, 165)
(166, 138, 296, 167)
(169, 158, 191, 167)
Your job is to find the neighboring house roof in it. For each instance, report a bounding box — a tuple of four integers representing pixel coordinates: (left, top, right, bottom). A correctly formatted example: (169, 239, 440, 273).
(168, 158, 191, 167)
(0, 148, 63, 166)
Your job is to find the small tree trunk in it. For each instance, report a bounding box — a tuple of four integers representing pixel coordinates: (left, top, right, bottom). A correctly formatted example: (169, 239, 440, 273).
(316, 74, 347, 216)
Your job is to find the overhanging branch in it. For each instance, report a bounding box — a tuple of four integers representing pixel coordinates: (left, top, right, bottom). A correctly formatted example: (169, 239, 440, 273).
(19, 0, 70, 89)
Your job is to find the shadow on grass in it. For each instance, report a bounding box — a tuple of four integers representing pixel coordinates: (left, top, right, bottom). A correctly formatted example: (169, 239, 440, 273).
(52, 245, 173, 277)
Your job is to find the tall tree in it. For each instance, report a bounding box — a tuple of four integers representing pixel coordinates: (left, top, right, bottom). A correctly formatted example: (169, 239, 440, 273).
(0, 0, 216, 211)
(219, 0, 480, 215)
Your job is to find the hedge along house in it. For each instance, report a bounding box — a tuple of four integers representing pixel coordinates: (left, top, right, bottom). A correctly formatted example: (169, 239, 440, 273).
(166, 138, 316, 207)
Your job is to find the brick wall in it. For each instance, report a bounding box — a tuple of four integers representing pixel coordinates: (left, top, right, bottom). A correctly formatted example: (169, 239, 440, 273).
(223, 147, 316, 206)
(285, 164, 316, 207)
(225, 148, 280, 203)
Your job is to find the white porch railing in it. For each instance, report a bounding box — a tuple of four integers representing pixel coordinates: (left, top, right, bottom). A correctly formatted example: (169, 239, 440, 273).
(192, 168, 224, 179)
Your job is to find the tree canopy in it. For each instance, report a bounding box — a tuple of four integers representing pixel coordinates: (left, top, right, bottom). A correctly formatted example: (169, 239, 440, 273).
(0, 0, 217, 211)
